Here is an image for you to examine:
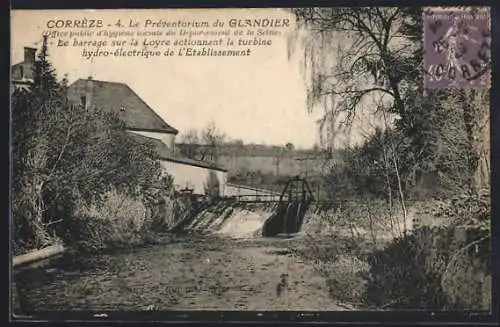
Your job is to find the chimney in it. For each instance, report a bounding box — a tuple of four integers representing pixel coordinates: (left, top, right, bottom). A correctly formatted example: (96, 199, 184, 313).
(24, 47, 37, 63)
(85, 76, 93, 109)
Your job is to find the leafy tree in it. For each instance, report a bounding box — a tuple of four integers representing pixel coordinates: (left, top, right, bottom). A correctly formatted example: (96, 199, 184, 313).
(11, 36, 162, 250)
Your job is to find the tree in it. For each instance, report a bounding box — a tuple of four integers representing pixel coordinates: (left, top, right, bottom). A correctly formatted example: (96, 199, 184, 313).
(233, 139, 245, 148)
(179, 128, 200, 159)
(290, 7, 490, 200)
(11, 36, 162, 250)
(200, 121, 226, 163)
(204, 170, 221, 199)
(178, 122, 226, 163)
(290, 8, 423, 228)
(291, 8, 420, 135)
(11, 36, 82, 248)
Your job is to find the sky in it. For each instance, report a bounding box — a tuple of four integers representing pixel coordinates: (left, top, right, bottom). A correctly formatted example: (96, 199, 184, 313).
(11, 9, 329, 149)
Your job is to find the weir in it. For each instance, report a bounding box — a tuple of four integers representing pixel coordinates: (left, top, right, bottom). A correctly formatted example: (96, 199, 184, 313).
(170, 176, 320, 238)
(262, 176, 314, 237)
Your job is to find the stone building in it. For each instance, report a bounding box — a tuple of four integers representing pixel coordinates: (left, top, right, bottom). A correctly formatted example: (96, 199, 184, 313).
(11, 45, 227, 196)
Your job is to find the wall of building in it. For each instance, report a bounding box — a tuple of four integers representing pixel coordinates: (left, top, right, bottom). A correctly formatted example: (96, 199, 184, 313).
(129, 130, 176, 151)
(161, 160, 227, 196)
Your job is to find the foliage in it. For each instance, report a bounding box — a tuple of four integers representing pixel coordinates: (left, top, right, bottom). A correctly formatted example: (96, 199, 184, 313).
(291, 7, 490, 200)
(295, 198, 490, 310)
(11, 36, 164, 252)
(362, 222, 490, 310)
(56, 182, 187, 253)
(363, 232, 449, 309)
(62, 187, 149, 251)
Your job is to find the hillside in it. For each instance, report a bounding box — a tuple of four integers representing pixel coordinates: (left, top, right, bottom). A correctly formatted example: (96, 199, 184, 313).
(176, 142, 342, 160)
(174, 142, 338, 199)
(175, 142, 340, 179)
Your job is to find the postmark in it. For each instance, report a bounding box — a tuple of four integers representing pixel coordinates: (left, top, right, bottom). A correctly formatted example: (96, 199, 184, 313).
(423, 7, 491, 89)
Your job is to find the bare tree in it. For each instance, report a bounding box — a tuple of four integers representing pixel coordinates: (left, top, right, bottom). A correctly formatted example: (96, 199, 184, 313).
(179, 128, 200, 159)
(200, 121, 226, 163)
(291, 8, 490, 196)
(179, 122, 226, 163)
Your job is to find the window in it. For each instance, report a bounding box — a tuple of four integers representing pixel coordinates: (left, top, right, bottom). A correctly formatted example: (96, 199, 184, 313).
(80, 96, 86, 106)
(19, 66, 24, 78)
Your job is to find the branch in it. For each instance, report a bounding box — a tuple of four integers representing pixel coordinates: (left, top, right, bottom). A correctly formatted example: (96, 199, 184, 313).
(351, 10, 384, 53)
(46, 122, 73, 183)
(321, 87, 395, 98)
(441, 235, 490, 289)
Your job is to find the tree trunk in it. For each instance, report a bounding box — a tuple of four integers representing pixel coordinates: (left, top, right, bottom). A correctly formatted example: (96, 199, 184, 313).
(459, 89, 490, 193)
(25, 181, 52, 249)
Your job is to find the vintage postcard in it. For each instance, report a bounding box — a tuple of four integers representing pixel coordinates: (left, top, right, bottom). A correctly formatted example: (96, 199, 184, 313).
(10, 7, 492, 320)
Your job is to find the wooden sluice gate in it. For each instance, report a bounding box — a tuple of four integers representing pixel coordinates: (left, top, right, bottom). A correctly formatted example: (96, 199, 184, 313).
(261, 176, 315, 237)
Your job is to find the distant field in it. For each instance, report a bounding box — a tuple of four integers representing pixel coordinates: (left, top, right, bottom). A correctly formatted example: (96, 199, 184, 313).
(219, 155, 326, 177)
(219, 155, 332, 200)
(175, 142, 337, 199)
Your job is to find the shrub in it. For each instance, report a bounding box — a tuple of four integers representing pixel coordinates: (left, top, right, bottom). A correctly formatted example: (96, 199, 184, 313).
(204, 171, 220, 199)
(362, 224, 490, 310)
(11, 37, 163, 252)
(362, 233, 448, 309)
(60, 188, 149, 251)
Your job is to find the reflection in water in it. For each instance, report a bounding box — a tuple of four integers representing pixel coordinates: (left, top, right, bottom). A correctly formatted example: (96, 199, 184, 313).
(13, 233, 343, 313)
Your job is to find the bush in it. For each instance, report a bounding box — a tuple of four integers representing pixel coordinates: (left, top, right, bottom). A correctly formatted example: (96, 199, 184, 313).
(63, 189, 148, 250)
(362, 233, 448, 309)
(11, 37, 164, 252)
(362, 224, 490, 310)
(302, 200, 409, 244)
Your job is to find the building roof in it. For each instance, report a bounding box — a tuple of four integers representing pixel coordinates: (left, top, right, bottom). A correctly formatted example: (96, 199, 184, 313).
(67, 78, 178, 134)
(128, 132, 227, 172)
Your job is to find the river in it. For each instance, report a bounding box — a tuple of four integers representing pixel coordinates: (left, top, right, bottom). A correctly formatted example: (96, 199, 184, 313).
(14, 234, 345, 313)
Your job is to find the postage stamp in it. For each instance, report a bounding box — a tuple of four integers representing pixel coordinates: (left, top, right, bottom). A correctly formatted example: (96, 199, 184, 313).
(423, 7, 491, 89)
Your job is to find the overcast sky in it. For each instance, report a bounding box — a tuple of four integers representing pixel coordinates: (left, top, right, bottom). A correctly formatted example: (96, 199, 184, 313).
(11, 9, 333, 149)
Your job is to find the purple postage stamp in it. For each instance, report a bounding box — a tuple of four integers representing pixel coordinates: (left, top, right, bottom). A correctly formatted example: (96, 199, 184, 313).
(423, 7, 491, 89)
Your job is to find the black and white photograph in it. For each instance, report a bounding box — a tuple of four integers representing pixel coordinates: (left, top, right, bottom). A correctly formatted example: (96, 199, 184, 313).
(10, 6, 492, 319)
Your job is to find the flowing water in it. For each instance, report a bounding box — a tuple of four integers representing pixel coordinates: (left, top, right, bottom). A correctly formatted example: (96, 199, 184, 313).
(14, 234, 345, 312)
(14, 202, 350, 313)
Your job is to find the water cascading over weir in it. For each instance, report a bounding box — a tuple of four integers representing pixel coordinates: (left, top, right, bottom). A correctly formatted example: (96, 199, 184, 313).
(261, 176, 314, 237)
(171, 176, 316, 238)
